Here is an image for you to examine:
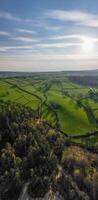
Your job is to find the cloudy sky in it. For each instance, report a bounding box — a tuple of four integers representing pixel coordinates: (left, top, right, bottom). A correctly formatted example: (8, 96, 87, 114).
(0, 0, 98, 71)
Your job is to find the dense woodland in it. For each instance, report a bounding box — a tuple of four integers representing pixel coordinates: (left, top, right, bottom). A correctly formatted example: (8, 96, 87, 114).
(69, 76, 98, 87)
(0, 100, 98, 200)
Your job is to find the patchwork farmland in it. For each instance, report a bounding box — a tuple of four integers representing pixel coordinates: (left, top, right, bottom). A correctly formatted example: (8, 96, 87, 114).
(0, 73, 98, 140)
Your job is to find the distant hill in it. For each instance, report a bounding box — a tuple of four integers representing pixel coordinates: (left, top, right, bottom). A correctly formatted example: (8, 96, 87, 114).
(0, 71, 33, 77)
(0, 69, 98, 77)
(65, 69, 98, 76)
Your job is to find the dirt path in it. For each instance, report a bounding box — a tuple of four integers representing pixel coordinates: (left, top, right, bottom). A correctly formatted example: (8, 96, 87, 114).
(18, 183, 30, 200)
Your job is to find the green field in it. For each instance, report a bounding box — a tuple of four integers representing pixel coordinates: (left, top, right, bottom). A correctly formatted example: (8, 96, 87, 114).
(0, 74, 98, 136)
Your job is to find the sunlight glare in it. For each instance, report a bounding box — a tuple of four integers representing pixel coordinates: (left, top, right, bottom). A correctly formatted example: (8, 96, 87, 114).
(82, 37, 94, 54)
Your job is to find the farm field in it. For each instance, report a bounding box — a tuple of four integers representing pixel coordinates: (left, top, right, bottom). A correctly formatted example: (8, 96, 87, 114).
(1, 72, 98, 200)
(0, 73, 98, 137)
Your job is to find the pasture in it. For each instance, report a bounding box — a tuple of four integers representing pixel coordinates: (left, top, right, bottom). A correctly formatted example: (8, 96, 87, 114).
(0, 73, 98, 137)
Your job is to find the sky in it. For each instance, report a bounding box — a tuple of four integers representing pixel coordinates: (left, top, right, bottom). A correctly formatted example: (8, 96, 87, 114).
(0, 0, 98, 71)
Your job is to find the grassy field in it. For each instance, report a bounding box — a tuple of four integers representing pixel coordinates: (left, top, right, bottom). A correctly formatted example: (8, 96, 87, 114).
(47, 90, 95, 135)
(0, 74, 98, 136)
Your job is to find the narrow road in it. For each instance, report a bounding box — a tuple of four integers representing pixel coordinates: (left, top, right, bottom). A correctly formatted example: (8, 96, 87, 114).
(18, 182, 30, 200)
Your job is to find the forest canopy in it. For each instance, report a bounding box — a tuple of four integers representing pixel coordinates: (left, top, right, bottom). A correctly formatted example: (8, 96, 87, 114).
(0, 100, 98, 200)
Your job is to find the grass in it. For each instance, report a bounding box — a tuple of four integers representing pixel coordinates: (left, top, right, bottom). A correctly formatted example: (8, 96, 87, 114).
(47, 90, 96, 135)
(0, 76, 97, 136)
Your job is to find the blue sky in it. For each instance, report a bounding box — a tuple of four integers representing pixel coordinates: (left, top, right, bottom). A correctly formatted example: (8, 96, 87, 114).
(0, 0, 98, 71)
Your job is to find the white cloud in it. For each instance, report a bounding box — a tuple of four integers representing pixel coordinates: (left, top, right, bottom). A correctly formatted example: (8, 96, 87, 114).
(0, 10, 32, 23)
(46, 10, 98, 27)
(0, 11, 20, 21)
(49, 34, 98, 43)
(49, 34, 85, 40)
(12, 37, 40, 43)
(0, 54, 98, 72)
(16, 29, 36, 34)
(25, 53, 98, 60)
(0, 31, 11, 36)
(37, 42, 81, 48)
(0, 45, 33, 52)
